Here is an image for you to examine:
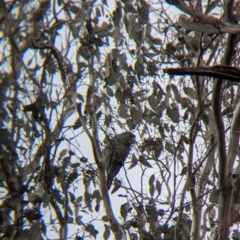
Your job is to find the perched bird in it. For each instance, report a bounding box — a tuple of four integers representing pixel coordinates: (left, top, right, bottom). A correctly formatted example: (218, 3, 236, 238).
(103, 131, 135, 190)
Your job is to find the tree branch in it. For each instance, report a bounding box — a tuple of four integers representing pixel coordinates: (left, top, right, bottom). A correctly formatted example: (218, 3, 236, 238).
(166, 0, 240, 34)
(228, 103, 240, 172)
(212, 26, 237, 239)
(76, 103, 125, 237)
(163, 65, 240, 82)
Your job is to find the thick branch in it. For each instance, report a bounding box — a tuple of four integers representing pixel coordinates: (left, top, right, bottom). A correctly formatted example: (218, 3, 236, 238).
(178, 17, 240, 35)
(167, 0, 240, 34)
(212, 30, 236, 239)
(163, 65, 240, 82)
(228, 103, 240, 172)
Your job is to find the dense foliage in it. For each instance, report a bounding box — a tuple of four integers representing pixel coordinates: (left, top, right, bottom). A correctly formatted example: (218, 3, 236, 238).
(1, 0, 240, 239)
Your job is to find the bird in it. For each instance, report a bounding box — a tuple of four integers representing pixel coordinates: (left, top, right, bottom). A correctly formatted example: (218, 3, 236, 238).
(103, 131, 136, 190)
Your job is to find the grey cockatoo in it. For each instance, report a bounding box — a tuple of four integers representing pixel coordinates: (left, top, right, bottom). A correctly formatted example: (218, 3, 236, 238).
(103, 132, 136, 190)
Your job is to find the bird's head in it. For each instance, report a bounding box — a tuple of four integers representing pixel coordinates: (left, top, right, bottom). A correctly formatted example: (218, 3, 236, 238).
(120, 131, 136, 144)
